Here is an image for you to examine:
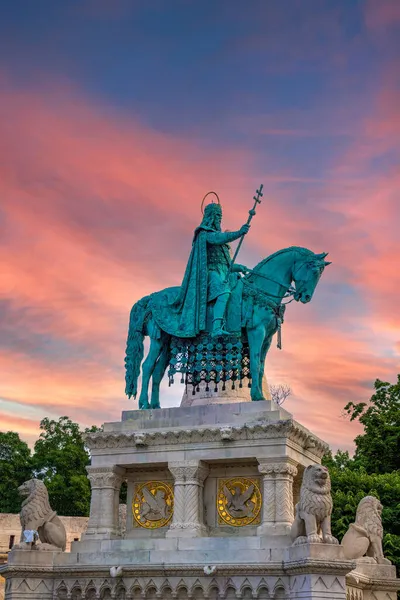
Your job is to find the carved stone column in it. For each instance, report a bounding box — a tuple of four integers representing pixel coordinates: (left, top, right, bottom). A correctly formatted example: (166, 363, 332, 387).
(257, 460, 297, 535)
(84, 466, 125, 539)
(167, 460, 209, 537)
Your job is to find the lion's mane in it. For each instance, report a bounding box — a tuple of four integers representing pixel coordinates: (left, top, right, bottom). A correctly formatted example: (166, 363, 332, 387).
(355, 496, 383, 539)
(299, 465, 333, 521)
(19, 479, 55, 532)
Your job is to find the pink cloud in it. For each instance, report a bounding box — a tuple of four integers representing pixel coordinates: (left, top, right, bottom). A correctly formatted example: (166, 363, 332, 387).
(0, 74, 399, 454)
(365, 0, 400, 30)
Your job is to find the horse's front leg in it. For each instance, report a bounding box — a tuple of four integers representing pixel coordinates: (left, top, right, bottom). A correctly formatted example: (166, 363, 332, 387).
(247, 325, 266, 401)
(259, 336, 272, 395)
(138, 337, 163, 410)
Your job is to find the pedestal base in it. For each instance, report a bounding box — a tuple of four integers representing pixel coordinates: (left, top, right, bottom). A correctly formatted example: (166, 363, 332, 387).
(2, 401, 399, 600)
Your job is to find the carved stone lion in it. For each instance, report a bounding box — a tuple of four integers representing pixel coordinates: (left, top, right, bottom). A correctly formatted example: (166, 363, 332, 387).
(290, 464, 338, 545)
(15, 479, 67, 551)
(341, 496, 391, 564)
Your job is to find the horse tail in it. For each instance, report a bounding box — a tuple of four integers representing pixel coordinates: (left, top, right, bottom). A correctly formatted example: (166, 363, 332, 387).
(124, 295, 151, 399)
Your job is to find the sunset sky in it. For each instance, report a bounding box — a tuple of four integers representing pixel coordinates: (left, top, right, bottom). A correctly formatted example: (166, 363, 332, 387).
(0, 0, 399, 451)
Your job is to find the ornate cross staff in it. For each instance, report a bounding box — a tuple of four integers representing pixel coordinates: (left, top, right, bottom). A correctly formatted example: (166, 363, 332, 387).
(226, 184, 263, 278)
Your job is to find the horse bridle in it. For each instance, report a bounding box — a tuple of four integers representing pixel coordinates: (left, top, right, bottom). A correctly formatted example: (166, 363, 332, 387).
(243, 256, 316, 304)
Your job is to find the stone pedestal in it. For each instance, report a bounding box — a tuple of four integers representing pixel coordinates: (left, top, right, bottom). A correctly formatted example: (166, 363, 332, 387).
(2, 399, 399, 600)
(3, 549, 61, 599)
(285, 543, 353, 599)
(346, 561, 400, 600)
(181, 375, 271, 407)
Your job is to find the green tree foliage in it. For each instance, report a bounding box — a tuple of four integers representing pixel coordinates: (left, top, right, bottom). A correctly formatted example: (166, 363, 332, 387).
(323, 375, 400, 578)
(0, 417, 122, 517)
(323, 455, 400, 563)
(344, 376, 400, 474)
(0, 431, 32, 512)
(32, 417, 97, 516)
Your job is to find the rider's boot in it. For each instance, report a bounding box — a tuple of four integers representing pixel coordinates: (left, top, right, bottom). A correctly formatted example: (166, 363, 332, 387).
(211, 293, 230, 337)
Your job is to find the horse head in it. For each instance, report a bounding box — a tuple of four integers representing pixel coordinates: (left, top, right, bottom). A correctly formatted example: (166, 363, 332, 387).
(292, 251, 331, 303)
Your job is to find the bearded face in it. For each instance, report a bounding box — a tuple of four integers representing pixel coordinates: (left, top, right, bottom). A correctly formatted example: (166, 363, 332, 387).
(201, 204, 222, 231)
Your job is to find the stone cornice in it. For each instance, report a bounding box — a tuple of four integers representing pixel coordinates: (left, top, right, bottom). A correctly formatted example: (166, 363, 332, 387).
(84, 419, 327, 458)
(1, 559, 364, 580)
(0, 562, 294, 579)
(283, 557, 356, 576)
(347, 570, 400, 592)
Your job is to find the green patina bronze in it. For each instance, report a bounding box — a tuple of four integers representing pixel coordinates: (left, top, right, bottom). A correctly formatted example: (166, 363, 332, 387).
(125, 187, 331, 409)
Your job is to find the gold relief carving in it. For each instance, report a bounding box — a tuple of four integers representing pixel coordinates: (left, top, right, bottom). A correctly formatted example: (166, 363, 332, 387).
(217, 477, 261, 527)
(132, 481, 174, 529)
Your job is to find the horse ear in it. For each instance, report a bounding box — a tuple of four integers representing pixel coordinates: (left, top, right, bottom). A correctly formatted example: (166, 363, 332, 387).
(324, 260, 332, 266)
(315, 251, 328, 259)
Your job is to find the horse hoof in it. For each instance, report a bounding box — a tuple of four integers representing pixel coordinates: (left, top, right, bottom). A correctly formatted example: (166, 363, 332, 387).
(252, 397, 266, 402)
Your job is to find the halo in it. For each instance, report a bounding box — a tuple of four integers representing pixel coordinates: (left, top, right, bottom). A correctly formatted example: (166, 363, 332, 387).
(201, 191, 220, 214)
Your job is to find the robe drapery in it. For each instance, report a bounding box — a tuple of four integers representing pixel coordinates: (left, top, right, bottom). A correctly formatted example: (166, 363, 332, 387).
(151, 225, 238, 338)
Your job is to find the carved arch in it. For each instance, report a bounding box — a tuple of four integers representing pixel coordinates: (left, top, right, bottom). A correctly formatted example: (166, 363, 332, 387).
(145, 586, 158, 599)
(223, 586, 237, 600)
(176, 582, 189, 600)
(192, 584, 205, 599)
(241, 585, 253, 600)
(100, 586, 112, 599)
(130, 584, 143, 600)
(115, 583, 127, 600)
(56, 583, 68, 599)
(256, 585, 270, 599)
(160, 580, 173, 600)
(71, 583, 83, 600)
(207, 582, 220, 600)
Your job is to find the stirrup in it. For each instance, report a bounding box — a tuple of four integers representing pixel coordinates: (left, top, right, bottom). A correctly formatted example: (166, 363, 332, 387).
(211, 319, 230, 337)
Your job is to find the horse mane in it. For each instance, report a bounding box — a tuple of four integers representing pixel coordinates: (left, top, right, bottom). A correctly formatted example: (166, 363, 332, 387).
(253, 246, 315, 272)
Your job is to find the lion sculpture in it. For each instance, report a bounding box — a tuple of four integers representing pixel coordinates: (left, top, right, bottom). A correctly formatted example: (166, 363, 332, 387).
(16, 479, 67, 551)
(290, 464, 338, 545)
(341, 496, 391, 564)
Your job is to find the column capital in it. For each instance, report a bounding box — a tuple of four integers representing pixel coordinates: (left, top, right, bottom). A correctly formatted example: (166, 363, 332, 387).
(168, 460, 209, 483)
(86, 465, 125, 489)
(257, 460, 297, 478)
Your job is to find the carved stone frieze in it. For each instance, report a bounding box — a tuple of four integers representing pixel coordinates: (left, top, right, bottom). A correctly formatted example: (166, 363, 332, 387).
(84, 419, 327, 457)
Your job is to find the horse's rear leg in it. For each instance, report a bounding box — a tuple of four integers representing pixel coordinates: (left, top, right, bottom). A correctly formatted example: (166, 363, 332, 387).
(150, 343, 170, 409)
(138, 337, 163, 410)
(259, 337, 272, 396)
(247, 325, 266, 401)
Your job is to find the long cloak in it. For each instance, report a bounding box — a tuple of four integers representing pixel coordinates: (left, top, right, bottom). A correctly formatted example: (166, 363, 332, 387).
(150, 227, 210, 338)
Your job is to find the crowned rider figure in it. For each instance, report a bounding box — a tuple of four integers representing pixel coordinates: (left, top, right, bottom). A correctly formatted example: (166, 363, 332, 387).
(173, 201, 250, 338)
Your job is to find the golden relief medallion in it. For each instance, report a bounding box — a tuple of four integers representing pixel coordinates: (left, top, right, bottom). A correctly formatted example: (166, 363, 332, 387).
(217, 477, 261, 527)
(132, 481, 174, 529)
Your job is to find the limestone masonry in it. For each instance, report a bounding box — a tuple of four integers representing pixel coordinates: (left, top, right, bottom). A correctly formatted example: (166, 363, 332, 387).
(1, 397, 399, 599)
